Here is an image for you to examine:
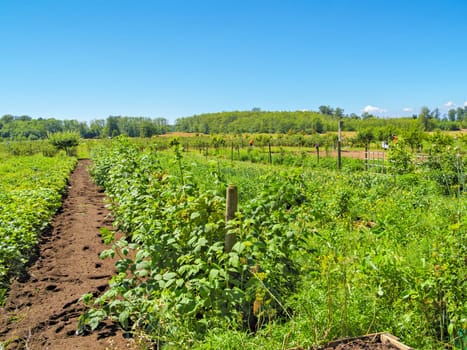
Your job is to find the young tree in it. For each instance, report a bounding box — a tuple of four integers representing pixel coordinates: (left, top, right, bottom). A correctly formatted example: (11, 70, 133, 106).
(319, 105, 334, 115)
(334, 107, 344, 118)
(355, 128, 375, 149)
(418, 106, 430, 130)
(402, 127, 424, 152)
(448, 109, 457, 122)
(48, 131, 80, 156)
(456, 107, 465, 122)
(388, 140, 414, 174)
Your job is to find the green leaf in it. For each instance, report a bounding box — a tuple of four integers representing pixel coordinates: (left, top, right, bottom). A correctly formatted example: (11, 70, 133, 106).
(99, 249, 115, 259)
(447, 323, 454, 336)
(229, 253, 239, 268)
(205, 222, 217, 233)
(89, 316, 100, 331)
(135, 269, 149, 277)
(209, 269, 219, 281)
(79, 293, 94, 304)
(99, 227, 115, 245)
(135, 249, 149, 262)
(194, 237, 208, 252)
(136, 261, 150, 270)
(190, 212, 201, 220)
(163, 271, 177, 281)
(118, 310, 130, 329)
(176, 278, 185, 288)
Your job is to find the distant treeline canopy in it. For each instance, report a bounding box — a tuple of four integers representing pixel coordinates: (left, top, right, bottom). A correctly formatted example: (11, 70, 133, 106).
(175, 107, 467, 134)
(0, 115, 169, 140)
(2, 105, 467, 140)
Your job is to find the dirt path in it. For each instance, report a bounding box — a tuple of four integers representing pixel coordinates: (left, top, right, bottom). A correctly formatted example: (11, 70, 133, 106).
(0, 160, 135, 349)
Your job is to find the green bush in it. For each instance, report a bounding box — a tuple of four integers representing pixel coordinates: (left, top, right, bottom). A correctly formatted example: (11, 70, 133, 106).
(48, 131, 80, 156)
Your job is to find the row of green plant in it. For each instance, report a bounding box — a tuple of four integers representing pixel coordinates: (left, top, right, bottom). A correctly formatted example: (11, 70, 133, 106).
(191, 132, 467, 192)
(0, 131, 81, 157)
(81, 137, 466, 349)
(0, 153, 76, 302)
(82, 139, 304, 342)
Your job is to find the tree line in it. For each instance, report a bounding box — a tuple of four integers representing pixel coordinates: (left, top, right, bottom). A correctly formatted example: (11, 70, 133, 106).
(2, 105, 466, 141)
(175, 106, 467, 135)
(0, 115, 169, 140)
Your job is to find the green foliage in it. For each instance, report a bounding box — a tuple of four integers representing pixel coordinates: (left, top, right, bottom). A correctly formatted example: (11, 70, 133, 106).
(401, 126, 425, 152)
(48, 131, 80, 156)
(0, 114, 169, 140)
(103, 115, 169, 138)
(82, 138, 309, 345)
(0, 140, 57, 156)
(0, 153, 76, 301)
(422, 135, 464, 195)
(81, 137, 466, 349)
(174, 110, 340, 134)
(174, 109, 460, 135)
(388, 140, 414, 174)
(353, 128, 375, 147)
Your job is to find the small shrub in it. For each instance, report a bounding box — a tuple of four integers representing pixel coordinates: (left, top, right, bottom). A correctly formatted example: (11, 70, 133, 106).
(48, 131, 80, 156)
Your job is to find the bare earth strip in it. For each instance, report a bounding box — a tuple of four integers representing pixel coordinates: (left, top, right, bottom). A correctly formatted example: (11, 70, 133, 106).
(0, 160, 134, 350)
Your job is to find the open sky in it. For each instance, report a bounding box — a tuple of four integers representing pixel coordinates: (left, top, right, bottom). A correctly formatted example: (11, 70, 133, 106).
(1, 0, 466, 124)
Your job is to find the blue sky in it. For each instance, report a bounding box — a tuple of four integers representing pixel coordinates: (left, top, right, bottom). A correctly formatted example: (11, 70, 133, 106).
(1, 0, 466, 124)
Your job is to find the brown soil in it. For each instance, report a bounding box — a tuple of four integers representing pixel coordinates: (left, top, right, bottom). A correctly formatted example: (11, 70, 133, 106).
(322, 338, 400, 350)
(328, 150, 387, 160)
(0, 160, 136, 349)
(159, 131, 201, 137)
(317, 333, 410, 350)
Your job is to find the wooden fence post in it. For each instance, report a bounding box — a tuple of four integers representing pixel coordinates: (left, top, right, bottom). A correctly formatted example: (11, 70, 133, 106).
(224, 185, 238, 253)
(337, 119, 342, 170)
(268, 142, 272, 164)
(382, 151, 385, 173)
(365, 145, 369, 171)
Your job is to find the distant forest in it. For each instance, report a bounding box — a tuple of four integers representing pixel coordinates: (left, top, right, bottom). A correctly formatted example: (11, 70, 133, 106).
(175, 106, 467, 135)
(0, 115, 169, 140)
(1, 105, 466, 140)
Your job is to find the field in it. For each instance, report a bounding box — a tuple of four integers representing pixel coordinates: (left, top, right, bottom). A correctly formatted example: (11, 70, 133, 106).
(0, 135, 466, 349)
(0, 150, 76, 299)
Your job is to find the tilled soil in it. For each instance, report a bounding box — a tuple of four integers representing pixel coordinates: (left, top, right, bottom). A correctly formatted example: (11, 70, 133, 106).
(324, 339, 400, 350)
(0, 160, 135, 349)
(319, 333, 409, 350)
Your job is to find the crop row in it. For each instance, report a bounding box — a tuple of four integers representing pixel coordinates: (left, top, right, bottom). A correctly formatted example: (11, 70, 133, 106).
(82, 137, 466, 349)
(0, 153, 76, 300)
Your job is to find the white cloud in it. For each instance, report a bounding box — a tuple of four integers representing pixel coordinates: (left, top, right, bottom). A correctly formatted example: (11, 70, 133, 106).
(363, 105, 387, 114)
(445, 101, 455, 108)
(464, 101, 467, 107)
(402, 107, 413, 113)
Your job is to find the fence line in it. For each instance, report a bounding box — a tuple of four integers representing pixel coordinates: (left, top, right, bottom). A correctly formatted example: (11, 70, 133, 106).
(365, 151, 386, 172)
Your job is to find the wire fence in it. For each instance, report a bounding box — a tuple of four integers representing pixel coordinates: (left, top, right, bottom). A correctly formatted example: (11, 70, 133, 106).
(364, 151, 387, 172)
